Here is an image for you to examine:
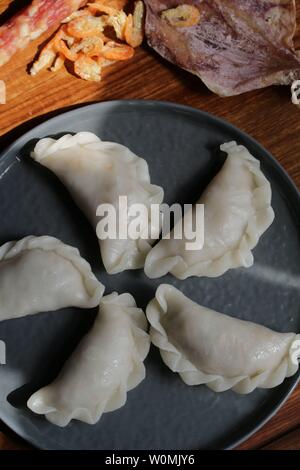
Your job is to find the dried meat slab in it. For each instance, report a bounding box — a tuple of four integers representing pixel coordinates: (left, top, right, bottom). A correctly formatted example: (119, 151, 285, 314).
(144, 0, 300, 96)
(0, 0, 87, 67)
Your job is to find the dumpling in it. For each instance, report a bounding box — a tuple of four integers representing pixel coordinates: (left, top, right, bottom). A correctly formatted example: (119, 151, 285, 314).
(145, 141, 274, 279)
(0, 236, 104, 321)
(31, 132, 164, 274)
(28, 292, 150, 426)
(147, 285, 300, 394)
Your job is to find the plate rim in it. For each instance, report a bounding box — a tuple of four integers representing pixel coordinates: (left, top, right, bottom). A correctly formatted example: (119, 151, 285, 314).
(1, 99, 300, 203)
(0, 99, 299, 450)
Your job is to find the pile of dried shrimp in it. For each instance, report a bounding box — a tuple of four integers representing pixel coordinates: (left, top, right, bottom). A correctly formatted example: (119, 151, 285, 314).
(30, 0, 144, 82)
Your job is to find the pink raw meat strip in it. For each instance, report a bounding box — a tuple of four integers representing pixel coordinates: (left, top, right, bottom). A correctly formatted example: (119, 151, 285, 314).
(0, 0, 87, 67)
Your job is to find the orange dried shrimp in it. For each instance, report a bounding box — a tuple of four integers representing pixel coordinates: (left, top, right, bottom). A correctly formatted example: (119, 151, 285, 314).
(30, 0, 145, 82)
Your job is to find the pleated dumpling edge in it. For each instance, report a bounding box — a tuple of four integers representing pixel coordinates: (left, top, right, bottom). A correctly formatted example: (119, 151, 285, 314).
(27, 292, 150, 427)
(31, 132, 164, 275)
(0, 235, 105, 320)
(144, 141, 275, 280)
(31, 132, 102, 160)
(146, 285, 300, 394)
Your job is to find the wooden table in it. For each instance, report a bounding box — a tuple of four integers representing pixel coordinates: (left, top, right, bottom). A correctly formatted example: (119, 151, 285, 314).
(0, 0, 300, 451)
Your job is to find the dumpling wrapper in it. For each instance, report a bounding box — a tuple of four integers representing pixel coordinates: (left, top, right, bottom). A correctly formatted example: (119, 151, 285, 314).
(0, 236, 104, 321)
(147, 285, 300, 394)
(31, 132, 164, 274)
(28, 292, 150, 426)
(145, 141, 274, 279)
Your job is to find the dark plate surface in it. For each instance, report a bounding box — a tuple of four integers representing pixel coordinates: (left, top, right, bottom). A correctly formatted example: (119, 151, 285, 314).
(0, 100, 299, 450)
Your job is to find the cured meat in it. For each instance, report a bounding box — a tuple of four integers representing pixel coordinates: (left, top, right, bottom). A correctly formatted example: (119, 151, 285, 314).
(144, 0, 300, 96)
(0, 0, 87, 67)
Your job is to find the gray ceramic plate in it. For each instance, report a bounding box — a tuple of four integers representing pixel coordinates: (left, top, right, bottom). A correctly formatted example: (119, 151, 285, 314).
(0, 100, 299, 450)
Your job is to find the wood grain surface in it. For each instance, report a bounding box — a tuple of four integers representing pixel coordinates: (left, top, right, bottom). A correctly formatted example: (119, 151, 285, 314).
(0, 0, 300, 451)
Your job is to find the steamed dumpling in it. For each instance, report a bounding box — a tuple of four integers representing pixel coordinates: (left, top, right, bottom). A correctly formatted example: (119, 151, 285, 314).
(145, 141, 274, 279)
(28, 292, 150, 426)
(31, 132, 164, 274)
(147, 285, 300, 394)
(0, 236, 104, 321)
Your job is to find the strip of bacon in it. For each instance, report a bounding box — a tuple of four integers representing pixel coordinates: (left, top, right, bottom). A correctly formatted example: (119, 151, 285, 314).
(0, 0, 87, 67)
(144, 0, 300, 96)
